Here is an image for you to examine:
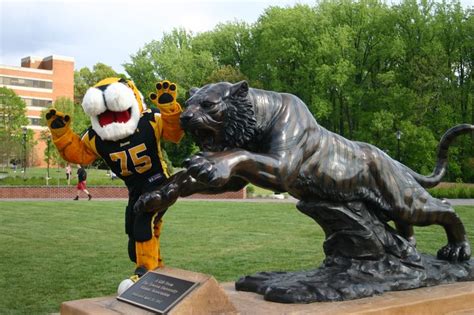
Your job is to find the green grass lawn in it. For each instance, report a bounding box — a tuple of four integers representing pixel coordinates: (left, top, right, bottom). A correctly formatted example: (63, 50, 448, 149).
(0, 167, 124, 186)
(0, 200, 473, 314)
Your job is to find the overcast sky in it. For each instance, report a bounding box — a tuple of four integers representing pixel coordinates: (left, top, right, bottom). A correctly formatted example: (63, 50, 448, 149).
(1, 0, 473, 75)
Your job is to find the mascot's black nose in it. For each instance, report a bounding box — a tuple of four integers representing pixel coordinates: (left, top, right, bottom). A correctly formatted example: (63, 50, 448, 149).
(180, 111, 193, 127)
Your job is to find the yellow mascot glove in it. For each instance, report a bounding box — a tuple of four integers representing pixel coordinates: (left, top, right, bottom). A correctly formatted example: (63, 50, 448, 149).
(45, 109, 72, 139)
(149, 80, 178, 108)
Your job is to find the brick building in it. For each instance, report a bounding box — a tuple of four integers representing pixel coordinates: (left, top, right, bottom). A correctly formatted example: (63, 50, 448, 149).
(0, 55, 74, 166)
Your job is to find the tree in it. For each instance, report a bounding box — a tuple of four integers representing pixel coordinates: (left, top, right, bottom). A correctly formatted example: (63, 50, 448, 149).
(432, 1, 474, 181)
(124, 28, 219, 99)
(389, 0, 473, 180)
(192, 22, 254, 76)
(74, 63, 125, 104)
(40, 97, 80, 167)
(124, 29, 218, 167)
(206, 65, 248, 83)
(0, 87, 31, 168)
(122, 0, 473, 180)
(249, 4, 320, 100)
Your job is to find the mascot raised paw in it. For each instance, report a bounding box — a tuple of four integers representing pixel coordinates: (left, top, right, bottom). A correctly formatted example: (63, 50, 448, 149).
(46, 78, 184, 294)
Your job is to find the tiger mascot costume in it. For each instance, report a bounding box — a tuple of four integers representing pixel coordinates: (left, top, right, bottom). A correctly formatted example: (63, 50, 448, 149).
(45, 78, 184, 293)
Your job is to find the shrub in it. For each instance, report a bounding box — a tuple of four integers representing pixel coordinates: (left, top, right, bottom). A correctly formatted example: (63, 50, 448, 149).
(246, 185, 255, 194)
(428, 185, 474, 199)
(458, 188, 471, 199)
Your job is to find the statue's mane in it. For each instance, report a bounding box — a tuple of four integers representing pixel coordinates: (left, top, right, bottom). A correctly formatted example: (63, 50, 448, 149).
(223, 93, 257, 148)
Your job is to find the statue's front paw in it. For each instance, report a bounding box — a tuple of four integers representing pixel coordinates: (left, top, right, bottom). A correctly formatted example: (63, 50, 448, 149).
(437, 241, 471, 262)
(134, 191, 164, 214)
(184, 153, 229, 187)
(134, 183, 180, 214)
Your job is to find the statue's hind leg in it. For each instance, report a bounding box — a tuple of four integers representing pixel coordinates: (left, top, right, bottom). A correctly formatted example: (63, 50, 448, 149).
(394, 221, 416, 246)
(401, 196, 470, 262)
(435, 205, 471, 262)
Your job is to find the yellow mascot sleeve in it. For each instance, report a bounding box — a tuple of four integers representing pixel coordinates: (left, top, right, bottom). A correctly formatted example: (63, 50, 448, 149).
(45, 109, 98, 165)
(148, 80, 184, 144)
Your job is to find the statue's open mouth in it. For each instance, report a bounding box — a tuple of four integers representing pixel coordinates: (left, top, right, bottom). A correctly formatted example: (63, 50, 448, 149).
(181, 112, 224, 151)
(98, 109, 132, 127)
(188, 127, 217, 151)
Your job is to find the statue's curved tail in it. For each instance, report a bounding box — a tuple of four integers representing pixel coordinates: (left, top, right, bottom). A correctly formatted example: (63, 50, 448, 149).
(407, 124, 474, 188)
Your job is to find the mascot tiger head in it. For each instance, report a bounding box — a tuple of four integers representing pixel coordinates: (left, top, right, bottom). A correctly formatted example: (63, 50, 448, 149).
(181, 81, 257, 151)
(82, 77, 145, 141)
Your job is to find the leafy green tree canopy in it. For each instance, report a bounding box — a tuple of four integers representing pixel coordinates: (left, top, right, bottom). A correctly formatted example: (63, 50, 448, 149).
(123, 0, 473, 181)
(74, 63, 126, 104)
(0, 87, 31, 166)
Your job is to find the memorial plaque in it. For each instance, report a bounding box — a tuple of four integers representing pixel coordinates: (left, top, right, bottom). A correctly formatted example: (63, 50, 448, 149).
(117, 271, 199, 314)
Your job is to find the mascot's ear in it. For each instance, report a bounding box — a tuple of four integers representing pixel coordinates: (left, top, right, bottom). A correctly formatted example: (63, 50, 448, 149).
(230, 81, 249, 98)
(189, 87, 199, 97)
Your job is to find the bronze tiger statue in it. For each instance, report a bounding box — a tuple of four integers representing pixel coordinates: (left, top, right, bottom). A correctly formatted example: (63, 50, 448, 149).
(136, 80, 473, 264)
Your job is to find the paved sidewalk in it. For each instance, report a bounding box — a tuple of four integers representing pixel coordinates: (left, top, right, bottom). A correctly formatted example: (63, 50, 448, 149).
(446, 199, 474, 206)
(186, 198, 474, 206)
(2, 197, 474, 206)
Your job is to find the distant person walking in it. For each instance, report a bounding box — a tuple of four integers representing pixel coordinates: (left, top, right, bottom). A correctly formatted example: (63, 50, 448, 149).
(66, 163, 72, 185)
(74, 165, 91, 200)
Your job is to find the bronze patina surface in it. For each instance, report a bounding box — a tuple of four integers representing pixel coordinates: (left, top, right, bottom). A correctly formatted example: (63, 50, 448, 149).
(135, 81, 474, 303)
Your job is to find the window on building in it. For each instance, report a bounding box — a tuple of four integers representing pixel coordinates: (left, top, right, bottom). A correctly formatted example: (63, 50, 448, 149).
(0, 76, 52, 89)
(28, 117, 43, 126)
(22, 98, 53, 108)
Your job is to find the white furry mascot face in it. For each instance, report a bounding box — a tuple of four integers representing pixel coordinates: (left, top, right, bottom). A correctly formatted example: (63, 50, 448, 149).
(82, 77, 146, 141)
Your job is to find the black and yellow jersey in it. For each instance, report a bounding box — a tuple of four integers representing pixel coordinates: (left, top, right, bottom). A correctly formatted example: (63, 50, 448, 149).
(82, 108, 171, 192)
(50, 88, 183, 195)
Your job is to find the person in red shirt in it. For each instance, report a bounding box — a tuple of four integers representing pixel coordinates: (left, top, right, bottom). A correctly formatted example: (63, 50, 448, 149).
(73, 164, 91, 200)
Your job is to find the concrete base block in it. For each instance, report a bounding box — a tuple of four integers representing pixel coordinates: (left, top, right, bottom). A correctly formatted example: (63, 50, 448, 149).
(60, 267, 237, 315)
(60, 269, 474, 315)
(224, 281, 474, 314)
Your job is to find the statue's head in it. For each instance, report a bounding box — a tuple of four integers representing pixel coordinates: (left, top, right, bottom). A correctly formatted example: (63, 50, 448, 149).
(181, 81, 256, 151)
(81, 77, 145, 141)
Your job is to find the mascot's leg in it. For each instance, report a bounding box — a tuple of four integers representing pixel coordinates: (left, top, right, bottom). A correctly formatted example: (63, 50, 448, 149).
(125, 199, 164, 272)
(134, 212, 163, 272)
(119, 211, 163, 295)
(135, 238, 160, 271)
(153, 217, 164, 268)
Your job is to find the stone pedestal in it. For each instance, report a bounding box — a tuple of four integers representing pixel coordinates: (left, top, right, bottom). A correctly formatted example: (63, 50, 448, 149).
(224, 281, 474, 314)
(61, 268, 474, 315)
(60, 269, 474, 315)
(60, 267, 237, 315)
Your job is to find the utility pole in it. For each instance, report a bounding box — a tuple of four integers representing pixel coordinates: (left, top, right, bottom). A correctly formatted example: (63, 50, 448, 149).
(22, 127, 27, 178)
(46, 136, 51, 184)
(395, 130, 402, 161)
